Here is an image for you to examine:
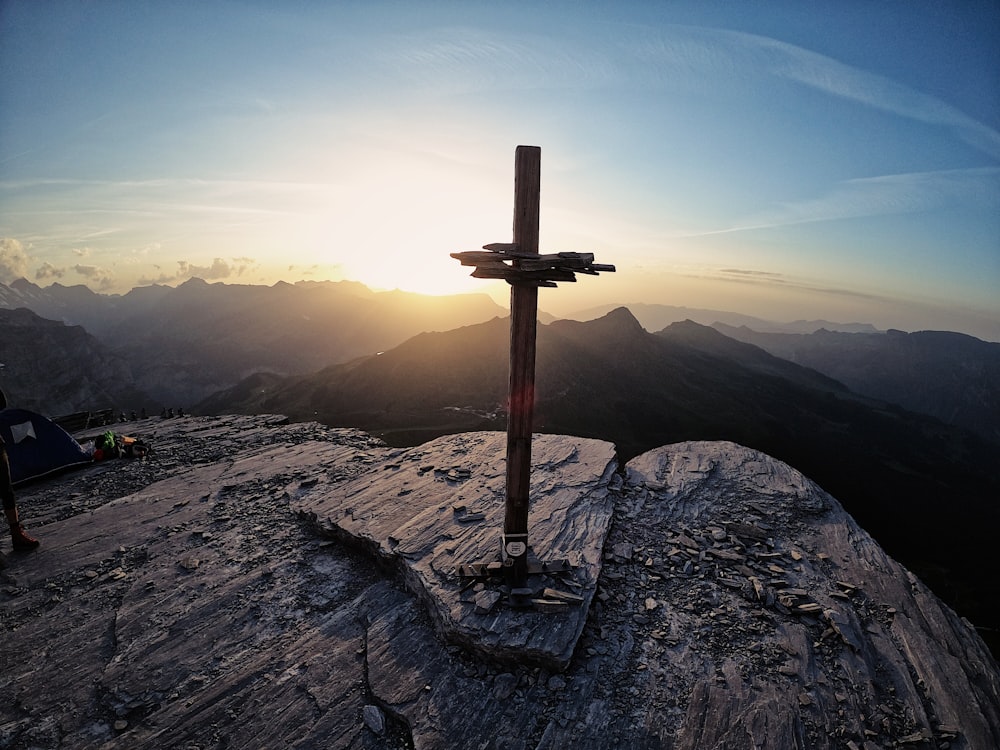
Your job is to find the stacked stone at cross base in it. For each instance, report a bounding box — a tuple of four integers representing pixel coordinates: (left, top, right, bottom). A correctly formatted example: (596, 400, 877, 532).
(0, 415, 997, 749)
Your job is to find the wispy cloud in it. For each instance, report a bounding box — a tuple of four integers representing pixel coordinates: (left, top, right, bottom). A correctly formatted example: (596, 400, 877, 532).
(689, 266, 899, 304)
(717, 268, 786, 281)
(0, 177, 335, 250)
(380, 28, 618, 94)
(643, 26, 1000, 159)
(35, 261, 65, 281)
(0, 177, 332, 201)
(752, 33, 1000, 160)
(73, 264, 116, 290)
(382, 24, 1000, 160)
(683, 167, 1000, 236)
(693, 265, 1000, 339)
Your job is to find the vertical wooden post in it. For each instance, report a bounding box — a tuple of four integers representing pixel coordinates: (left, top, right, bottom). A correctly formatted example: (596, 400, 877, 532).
(450, 145, 614, 594)
(503, 145, 541, 587)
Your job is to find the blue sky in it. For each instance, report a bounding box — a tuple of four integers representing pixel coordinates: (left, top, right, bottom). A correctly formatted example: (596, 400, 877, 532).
(1, 0, 998, 339)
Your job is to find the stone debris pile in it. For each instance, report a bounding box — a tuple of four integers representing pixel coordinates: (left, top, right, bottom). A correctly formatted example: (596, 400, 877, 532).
(615, 441, 999, 749)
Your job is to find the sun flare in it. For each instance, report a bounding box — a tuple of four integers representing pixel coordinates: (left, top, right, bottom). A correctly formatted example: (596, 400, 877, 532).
(314, 148, 516, 299)
(357, 251, 508, 298)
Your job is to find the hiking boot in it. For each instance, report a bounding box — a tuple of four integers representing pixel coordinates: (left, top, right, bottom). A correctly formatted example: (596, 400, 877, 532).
(10, 523, 39, 551)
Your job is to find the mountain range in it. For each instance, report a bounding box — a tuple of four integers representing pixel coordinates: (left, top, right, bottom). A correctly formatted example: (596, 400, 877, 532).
(713, 323, 1000, 444)
(566, 302, 881, 334)
(0, 277, 505, 407)
(201, 307, 1000, 651)
(3, 278, 999, 652)
(4, 277, 994, 438)
(0, 307, 149, 417)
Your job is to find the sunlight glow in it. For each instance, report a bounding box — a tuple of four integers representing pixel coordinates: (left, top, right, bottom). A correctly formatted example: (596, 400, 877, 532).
(311, 148, 513, 297)
(1, 2, 997, 339)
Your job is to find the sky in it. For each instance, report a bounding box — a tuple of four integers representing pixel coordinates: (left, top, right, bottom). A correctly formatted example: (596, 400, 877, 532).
(1, 0, 998, 339)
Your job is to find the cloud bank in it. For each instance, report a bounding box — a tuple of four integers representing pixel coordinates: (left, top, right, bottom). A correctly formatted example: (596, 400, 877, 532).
(0, 238, 30, 283)
(136, 257, 257, 286)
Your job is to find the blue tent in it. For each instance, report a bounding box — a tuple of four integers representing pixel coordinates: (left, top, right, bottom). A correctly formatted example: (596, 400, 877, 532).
(1, 408, 92, 484)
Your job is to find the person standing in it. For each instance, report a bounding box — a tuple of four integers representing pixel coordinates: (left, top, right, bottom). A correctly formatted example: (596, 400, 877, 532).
(0, 389, 40, 551)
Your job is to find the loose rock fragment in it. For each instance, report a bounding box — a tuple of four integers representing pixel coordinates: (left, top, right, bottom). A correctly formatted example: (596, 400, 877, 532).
(362, 704, 386, 736)
(541, 587, 584, 604)
(475, 590, 501, 614)
(493, 673, 518, 701)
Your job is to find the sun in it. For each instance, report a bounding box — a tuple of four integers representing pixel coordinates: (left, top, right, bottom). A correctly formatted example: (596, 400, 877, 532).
(314, 152, 516, 298)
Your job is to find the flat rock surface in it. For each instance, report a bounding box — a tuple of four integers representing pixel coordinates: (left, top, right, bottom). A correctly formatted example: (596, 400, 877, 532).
(1, 416, 997, 750)
(291, 430, 617, 669)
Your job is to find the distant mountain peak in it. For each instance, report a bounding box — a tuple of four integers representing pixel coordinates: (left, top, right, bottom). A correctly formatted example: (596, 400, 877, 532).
(546, 305, 648, 349)
(178, 277, 211, 288)
(786, 319, 881, 334)
(600, 305, 644, 330)
(9, 277, 40, 293)
(662, 318, 716, 334)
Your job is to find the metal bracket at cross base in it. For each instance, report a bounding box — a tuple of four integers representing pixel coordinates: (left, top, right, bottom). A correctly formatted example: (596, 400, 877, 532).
(451, 145, 614, 603)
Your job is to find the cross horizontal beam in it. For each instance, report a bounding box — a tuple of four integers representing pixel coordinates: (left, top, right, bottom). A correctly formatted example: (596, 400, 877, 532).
(450, 246, 615, 287)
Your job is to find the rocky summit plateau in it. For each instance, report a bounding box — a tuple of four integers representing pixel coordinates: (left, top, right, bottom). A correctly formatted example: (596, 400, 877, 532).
(1, 415, 997, 749)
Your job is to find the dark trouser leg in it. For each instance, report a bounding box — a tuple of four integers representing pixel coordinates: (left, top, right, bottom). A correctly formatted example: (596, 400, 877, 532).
(0, 444, 9, 563)
(0, 444, 14, 511)
(1, 444, 39, 550)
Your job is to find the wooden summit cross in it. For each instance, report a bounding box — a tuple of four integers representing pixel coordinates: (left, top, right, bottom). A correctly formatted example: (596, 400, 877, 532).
(451, 145, 615, 589)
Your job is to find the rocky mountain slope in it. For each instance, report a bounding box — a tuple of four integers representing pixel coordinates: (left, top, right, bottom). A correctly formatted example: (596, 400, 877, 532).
(712, 324, 1000, 444)
(1, 415, 996, 749)
(0, 308, 149, 417)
